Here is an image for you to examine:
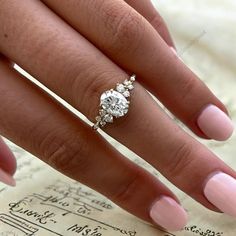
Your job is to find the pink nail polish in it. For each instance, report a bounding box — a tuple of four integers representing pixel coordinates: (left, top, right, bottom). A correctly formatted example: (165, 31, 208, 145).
(150, 196, 188, 231)
(204, 172, 236, 217)
(0, 168, 16, 187)
(197, 104, 234, 141)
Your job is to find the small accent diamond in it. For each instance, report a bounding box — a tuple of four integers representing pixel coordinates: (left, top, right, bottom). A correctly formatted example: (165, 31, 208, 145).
(104, 114, 113, 123)
(123, 90, 130, 97)
(95, 116, 101, 122)
(116, 84, 125, 93)
(99, 109, 106, 116)
(124, 80, 131, 86)
(127, 84, 134, 90)
(100, 121, 106, 127)
(130, 75, 135, 82)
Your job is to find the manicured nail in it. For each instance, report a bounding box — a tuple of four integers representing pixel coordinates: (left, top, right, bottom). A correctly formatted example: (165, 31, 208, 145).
(150, 196, 188, 231)
(0, 168, 16, 187)
(204, 172, 236, 217)
(197, 104, 234, 141)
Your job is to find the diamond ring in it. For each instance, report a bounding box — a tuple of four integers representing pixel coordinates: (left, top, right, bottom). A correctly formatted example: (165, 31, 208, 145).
(92, 74, 136, 130)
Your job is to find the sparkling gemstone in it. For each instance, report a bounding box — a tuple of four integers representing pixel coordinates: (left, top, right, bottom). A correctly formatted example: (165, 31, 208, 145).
(116, 84, 125, 93)
(100, 90, 129, 118)
(99, 109, 106, 116)
(124, 80, 131, 86)
(100, 121, 106, 127)
(95, 116, 101, 122)
(104, 114, 113, 123)
(123, 90, 130, 97)
(127, 84, 134, 90)
(130, 75, 135, 82)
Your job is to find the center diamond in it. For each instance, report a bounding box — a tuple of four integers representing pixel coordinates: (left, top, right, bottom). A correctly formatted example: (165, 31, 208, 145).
(100, 90, 129, 118)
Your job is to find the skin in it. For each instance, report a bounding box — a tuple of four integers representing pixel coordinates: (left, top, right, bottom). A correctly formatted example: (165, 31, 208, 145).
(0, 0, 235, 227)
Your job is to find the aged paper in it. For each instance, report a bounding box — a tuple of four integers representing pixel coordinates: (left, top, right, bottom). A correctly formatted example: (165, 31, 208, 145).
(1, 0, 236, 235)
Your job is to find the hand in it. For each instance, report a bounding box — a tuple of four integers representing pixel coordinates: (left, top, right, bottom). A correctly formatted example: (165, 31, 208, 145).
(0, 0, 235, 231)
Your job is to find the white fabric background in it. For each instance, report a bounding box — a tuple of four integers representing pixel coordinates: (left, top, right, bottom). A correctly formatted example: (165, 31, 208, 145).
(153, 0, 236, 118)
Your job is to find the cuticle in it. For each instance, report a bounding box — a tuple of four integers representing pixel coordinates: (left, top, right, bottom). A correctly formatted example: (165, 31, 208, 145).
(202, 169, 224, 191)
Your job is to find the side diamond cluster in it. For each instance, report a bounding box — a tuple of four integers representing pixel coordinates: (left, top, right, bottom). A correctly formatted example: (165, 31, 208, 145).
(93, 75, 136, 130)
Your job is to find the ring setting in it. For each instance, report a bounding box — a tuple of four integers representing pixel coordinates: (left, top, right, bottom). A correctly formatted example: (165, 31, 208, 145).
(93, 74, 136, 130)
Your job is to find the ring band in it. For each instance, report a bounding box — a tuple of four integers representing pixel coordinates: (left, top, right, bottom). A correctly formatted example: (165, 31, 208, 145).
(92, 74, 136, 130)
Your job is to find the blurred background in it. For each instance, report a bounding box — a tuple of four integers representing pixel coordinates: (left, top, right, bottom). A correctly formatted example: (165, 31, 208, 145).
(152, 0, 236, 118)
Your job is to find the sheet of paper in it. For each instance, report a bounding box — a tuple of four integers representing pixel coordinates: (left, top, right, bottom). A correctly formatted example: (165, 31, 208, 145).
(1, 0, 236, 235)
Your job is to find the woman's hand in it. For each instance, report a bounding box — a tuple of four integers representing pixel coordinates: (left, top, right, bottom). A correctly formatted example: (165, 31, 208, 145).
(0, 0, 235, 231)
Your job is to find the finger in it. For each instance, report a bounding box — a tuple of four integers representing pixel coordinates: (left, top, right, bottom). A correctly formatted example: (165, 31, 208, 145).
(0, 55, 17, 187)
(125, 0, 175, 48)
(0, 53, 13, 67)
(40, 0, 234, 140)
(0, 55, 187, 231)
(1, 0, 236, 218)
(0, 136, 16, 175)
(0, 136, 16, 186)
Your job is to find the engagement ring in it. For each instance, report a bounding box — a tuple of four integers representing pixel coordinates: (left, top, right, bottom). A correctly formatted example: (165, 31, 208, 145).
(92, 74, 136, 130)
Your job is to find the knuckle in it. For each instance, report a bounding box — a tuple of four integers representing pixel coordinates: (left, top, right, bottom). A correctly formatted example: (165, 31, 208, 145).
(167, 142, 194, 178)
(180, 76, 197, 100)
(112, 169, 142, 204)
(102, 3, 145, 54)
(39, 129, 91, 177)
(114, 11, 143, 44)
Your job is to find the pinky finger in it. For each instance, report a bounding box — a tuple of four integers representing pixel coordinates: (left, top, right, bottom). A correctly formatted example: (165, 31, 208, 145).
(125, 0, 175, 48)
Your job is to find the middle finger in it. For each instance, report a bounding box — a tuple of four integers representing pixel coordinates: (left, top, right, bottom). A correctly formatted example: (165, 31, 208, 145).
(1, 0, 236, 216)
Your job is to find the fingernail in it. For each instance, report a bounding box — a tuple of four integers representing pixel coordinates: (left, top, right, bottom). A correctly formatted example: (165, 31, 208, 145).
(0, 168, 16, 187)
(197, 104, 234, 141)
(204, 172, 236, 217)
(150, 196, 188, 231)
